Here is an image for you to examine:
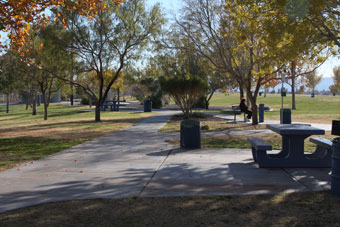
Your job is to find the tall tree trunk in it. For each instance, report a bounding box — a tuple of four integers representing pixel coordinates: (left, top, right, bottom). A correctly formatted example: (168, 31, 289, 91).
(42, 93, 48, 120)
(25, 93, 30, 110)
(70, 83, 74, 106)
(206, 90, 216, 110)
(32, 93, 37, 115)
(249, 96, 258, 125)
(37, 94, 41, 106)
(291, 61, 297, 110)
(95, 102, 101, 122)
(6, 93, 9, 113)
(44, 103, 48, 120)
(89, 96, 92, 108)
(239, 86, 244, 100)
(117, 88, 120, 111)
(246, 91, 251, 107)
(264, 84, 267, 98)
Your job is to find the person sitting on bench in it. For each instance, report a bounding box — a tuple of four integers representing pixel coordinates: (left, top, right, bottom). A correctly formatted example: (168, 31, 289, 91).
(239, 97, 252, 119)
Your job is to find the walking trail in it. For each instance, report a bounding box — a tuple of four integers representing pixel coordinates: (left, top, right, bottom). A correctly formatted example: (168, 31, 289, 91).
(0, 110, 331, 213)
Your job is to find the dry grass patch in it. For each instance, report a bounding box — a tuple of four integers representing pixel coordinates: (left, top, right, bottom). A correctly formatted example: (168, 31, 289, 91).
(0, 116, 152, 140)
(1, 191, 340, 227)
(160, 113, 266, 133)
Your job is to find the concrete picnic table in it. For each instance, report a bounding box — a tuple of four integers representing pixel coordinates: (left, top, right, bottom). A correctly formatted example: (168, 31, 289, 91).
(259, 124, 328, 168)
(101, 100, 128, 111)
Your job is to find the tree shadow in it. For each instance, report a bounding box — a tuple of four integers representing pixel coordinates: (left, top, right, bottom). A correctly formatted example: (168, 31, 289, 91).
(0, 152, 334, 224)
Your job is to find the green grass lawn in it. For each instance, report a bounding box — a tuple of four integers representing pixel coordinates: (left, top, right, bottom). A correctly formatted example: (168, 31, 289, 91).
(208, 93, 340, 124)
(1, 191, 340, 227)
(0, 103, 155, 171)
(0, 137, 82, 171)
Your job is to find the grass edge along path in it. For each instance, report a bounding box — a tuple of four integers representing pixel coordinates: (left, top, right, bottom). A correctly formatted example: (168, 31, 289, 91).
(0, 104, 156, 171)
(1, 191, 340, 226)
(0, 137, 84, 171)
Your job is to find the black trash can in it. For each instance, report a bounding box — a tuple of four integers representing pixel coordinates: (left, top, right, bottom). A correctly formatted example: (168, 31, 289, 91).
(144, 99, 152, 112)
(180, 120, 201, 149)
(332, 137, 340, 196)
(259, 104, 264, 123)
(280, 108, 291, 124)
(311, 93, 315, 98)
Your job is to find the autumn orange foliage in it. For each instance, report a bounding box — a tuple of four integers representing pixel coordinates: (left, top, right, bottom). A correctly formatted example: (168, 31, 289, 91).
(0, 0, 124, 49)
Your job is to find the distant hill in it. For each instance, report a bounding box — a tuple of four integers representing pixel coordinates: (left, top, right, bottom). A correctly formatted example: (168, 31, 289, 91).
(272, 77, 334, 92)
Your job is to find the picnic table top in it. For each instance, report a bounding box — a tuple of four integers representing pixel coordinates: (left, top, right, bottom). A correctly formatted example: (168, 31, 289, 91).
(266, 124, 325, 136)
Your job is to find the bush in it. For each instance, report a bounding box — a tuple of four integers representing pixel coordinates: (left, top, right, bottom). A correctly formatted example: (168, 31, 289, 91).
(193, 96, 208, 109)
(80, 96, 96, 105)
(149, 90, 163, 109)
(160, 77, 208, 118)
(81, 96, 89, 105)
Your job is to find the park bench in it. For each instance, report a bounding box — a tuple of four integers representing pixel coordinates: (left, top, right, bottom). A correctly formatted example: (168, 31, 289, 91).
(231, 106, 246, 123)
(247, 137, 272, 164)
(309, 137, 333, 160)
(100, 101, 127, 111)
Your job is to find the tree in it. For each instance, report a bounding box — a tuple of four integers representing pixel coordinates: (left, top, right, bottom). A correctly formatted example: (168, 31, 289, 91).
(288, 0, 340, 51)
(285, 55, 326, 109)
(0, 0, 124, 49)
(54, 0, 164, 122)
(174, 0, 293, 124)
(0, 51, 20, 113)
(19, 24, 70, 120)
(330, 65, 340, 95)
(202, 70, 229, 109)
(160, 77, 208, 119)
(305, 71, 322, 94)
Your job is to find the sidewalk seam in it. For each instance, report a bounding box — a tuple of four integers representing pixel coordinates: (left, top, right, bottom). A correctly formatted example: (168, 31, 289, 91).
(139, 148, 174, 196)
(281, 168, 313, 190)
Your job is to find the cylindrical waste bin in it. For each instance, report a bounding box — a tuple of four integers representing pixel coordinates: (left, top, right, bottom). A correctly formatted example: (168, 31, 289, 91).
(180, 120, 201, 149)
(259, 104, 264, 123)
(144, 99, 152, 112)
(331, 137, 340, 196)
(311, 93, 315, 98)
(280, 108, 291, 124)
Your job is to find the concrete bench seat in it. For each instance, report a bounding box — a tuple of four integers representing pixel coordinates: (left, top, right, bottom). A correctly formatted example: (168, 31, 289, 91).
(247, 137, 272, 163)
(310, 137, 332, 149)
(308, 137, 333, 161)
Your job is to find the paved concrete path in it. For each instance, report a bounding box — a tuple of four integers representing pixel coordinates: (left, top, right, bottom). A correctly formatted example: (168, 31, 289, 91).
(0, 110, 331, 213)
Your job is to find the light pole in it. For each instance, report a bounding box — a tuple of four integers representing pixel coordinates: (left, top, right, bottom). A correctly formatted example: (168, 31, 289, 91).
(281, 71, 285, 109)
(280, 70, 291, 124)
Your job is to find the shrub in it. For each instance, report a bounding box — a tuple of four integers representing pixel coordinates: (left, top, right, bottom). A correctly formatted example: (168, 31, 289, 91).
(81, 96, 89, 105)
(193, 96, 208, 109)
(160, 77, 208, 118)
